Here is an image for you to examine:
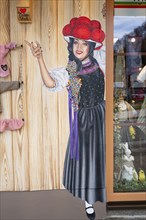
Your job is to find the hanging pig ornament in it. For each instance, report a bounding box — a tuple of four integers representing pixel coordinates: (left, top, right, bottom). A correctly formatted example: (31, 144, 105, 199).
(0, 42, 16, 77)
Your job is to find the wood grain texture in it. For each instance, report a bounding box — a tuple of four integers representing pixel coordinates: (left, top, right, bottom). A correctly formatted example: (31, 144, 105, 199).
(0, 0, 105, 191)
(0, 0, 14, 191)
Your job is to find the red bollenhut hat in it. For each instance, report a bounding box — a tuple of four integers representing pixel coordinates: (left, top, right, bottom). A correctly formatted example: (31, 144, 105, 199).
(62, 16, 105, 50)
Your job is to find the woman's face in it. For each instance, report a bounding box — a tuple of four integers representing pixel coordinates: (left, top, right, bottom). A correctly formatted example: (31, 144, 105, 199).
(73, 38, 90, 61)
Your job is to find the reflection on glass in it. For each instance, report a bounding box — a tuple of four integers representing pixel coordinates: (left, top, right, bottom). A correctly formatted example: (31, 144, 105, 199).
(113, 9, 146, 192)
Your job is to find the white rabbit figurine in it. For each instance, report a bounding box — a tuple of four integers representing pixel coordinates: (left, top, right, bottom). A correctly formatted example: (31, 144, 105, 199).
(121, 143, 138, 181)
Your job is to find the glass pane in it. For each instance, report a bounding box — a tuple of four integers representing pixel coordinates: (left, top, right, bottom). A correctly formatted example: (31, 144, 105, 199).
(113, 2, 146, 192)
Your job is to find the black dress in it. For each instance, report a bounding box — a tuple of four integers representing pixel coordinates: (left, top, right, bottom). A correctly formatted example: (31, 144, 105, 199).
(63, 62, 106, 204)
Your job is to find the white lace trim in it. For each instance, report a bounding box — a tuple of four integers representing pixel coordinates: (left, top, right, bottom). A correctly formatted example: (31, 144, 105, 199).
(47, 67, 69, 92)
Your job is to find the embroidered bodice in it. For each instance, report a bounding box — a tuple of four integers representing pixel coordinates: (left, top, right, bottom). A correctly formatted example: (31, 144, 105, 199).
(78, 62, 104, 109)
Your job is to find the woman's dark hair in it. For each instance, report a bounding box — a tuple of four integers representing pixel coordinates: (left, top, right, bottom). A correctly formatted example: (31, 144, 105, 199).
(67, 38, 97, 71)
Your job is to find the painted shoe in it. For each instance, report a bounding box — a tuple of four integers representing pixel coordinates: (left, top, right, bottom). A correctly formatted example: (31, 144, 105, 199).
(85, 206, 96, 220)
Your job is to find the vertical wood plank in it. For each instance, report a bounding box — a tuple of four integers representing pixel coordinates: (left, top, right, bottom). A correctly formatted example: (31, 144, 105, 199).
(9, 0, 30, 191)
(90, 0, 106, 32)
(0, 0, 14, 191)
(0, 0, 106, 191)
(41, 0, 59, 189)
(74, 0, 90, 17)
(25, 0, 44, 190)
(57, 0, 73, 189)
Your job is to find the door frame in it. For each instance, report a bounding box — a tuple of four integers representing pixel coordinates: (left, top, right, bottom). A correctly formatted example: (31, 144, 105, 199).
(106, 0, 146, 202)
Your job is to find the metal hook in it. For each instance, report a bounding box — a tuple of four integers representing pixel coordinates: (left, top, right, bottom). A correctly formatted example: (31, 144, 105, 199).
(16, 44, 23, 48)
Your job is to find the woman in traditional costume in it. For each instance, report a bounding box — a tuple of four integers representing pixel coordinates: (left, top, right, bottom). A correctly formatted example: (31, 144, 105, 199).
(26, 16, 106, 220)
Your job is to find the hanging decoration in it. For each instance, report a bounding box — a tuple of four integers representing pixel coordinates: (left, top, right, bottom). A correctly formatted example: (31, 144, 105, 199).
(0, 42, 17, 77)
(78, 0, 81, 16)
(17, 0, 32, 23)
(0, 44, 24, 132)
(0, 81, 20, 113)
(18, 46, 24, 120)
(101, 2, 106, 19)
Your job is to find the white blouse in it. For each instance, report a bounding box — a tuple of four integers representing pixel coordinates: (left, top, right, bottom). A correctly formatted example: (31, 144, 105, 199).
(48, 67, 69, 92)
(47, 47, 106, 92)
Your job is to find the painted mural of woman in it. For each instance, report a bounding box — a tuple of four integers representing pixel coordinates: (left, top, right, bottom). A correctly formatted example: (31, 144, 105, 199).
(26, 16, 106, 220)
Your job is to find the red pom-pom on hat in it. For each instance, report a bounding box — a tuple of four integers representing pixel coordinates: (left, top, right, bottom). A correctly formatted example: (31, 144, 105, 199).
(73, 24, 91, 40)
(91, 29, 105, 43)
(90, 20, 101, 29)
(76, 16, 91, 26)
(70, 17, 78, 27)
(62, 24, 72, 36)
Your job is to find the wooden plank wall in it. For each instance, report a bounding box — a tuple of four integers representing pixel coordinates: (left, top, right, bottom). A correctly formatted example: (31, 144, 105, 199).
(0, 0, 105, 191)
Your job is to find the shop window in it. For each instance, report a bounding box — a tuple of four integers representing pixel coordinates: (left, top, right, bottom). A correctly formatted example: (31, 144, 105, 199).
(113, 1, 146, 193)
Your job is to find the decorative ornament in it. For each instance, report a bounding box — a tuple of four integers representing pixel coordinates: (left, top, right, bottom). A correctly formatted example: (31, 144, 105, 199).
(18, 46, 24, 120)
(1, 65, 7, 71)
(0, 45, 25, 132)
(0, 42, 17, 77)
(78, 0, 81, 16)
(101, 2, 106, 19)
(129, 125, 136, 140)
(17, 0, 32, 23)
(66, 61, 82, 112)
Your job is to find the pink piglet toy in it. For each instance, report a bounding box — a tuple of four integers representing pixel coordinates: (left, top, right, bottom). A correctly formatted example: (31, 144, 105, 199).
(0, 42, 16, 77)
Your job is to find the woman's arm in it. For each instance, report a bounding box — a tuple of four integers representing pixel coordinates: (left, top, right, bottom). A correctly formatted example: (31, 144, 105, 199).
(25, 40, 55, 88)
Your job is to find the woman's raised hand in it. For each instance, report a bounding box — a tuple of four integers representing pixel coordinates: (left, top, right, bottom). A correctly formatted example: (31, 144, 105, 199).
(25, 40, 43, 60)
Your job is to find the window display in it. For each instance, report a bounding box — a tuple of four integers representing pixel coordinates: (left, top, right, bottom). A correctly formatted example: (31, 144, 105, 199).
(113, 5, 146, 192)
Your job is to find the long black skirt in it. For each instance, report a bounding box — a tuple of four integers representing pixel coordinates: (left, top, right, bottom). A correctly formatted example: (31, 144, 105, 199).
(63, 102, 106, 204)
